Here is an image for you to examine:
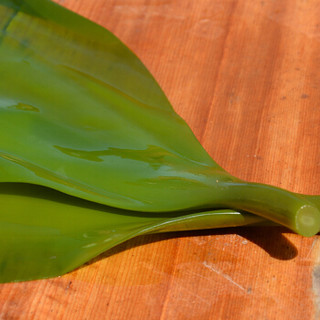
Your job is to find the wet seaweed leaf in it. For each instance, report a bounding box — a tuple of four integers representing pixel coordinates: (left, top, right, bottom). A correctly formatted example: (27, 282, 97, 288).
(0, 183, 266, 282)
(0, 0, 319, 282)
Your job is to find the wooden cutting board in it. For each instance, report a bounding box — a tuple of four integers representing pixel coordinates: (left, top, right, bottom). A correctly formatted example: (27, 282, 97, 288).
(1, 0, 320, 319)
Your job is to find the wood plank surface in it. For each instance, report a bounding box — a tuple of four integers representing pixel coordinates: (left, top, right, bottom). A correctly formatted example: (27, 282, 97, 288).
(1, 0, 320, 319)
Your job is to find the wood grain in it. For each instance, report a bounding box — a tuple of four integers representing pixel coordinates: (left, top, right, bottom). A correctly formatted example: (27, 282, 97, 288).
(1, 0, 320, 319)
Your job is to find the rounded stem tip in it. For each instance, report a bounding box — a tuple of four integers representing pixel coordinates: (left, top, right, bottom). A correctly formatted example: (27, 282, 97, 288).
(295, 205, 320, 237)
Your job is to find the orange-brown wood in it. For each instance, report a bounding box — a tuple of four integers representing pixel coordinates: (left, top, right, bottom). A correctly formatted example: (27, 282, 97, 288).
(1, 0, 320, 319)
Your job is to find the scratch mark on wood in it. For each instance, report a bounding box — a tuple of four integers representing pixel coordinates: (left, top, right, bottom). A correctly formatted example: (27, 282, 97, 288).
(304, 238, 318, 261)
(203, 261, 246, 292)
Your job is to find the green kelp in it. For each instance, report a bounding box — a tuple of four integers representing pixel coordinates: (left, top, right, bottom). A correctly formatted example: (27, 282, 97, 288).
(0, 183, 266, 282)
(0, 0, 319, 282)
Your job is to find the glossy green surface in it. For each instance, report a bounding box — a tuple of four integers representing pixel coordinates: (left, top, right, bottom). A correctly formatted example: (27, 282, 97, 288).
(0, 183, 265, 283)
(0, 0, 320, 282)
(0, 0, 225, 212)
